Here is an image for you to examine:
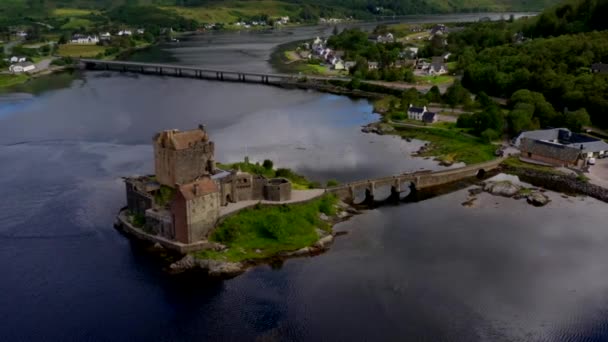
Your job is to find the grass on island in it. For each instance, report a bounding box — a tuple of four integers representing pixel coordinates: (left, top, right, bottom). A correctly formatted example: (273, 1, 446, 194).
(57, 44, 106, 57)
(217, 161, 317, 190)
(162, 1, 299, 24)
(0, 74, 29, 89)
(501, 156, 565, 176)
(395, 126, 496, 165)
(415, 75, 455, 85)
(193, 194, 337, 262)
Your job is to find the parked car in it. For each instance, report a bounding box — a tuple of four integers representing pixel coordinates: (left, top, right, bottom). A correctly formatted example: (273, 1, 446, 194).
(588, 157, 596, 165)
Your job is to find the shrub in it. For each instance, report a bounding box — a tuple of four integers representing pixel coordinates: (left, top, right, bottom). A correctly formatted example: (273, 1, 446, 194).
(326, 179, 340, 187)
(132, 213, 145, 227)
(318, 194, 337, 216)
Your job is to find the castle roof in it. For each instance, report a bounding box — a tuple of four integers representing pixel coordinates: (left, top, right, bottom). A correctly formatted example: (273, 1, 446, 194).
(177, 177, 218, 200)
(155, 126, 209, 150)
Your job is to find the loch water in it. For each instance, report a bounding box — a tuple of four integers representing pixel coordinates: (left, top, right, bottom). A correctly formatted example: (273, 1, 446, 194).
(3, 14, 608, 342)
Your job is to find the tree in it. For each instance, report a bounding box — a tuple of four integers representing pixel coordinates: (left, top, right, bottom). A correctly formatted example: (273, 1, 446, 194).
(333, 25, 339, 36)
(425, 85, 442, 103)
(263, 159, 273, 170)
(443, 80, 470, 110)
(563, 108, 591, 132)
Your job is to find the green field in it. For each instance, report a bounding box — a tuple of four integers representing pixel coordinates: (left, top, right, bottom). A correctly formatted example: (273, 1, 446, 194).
(60, 17, 94, 30)
(193, 194, 337, 262)
(162, 0, 299, 23)
(58, 44, 105, 57)
(53, 8, 97, 17)
(0, 74, 29, 89)
(395, 126, 496, 165)
(416, 75, 455, 85)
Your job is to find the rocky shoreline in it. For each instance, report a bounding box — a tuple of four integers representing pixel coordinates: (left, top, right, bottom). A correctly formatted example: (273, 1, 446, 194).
(167, 200, 361, 277)
(463, 179, 551, 208)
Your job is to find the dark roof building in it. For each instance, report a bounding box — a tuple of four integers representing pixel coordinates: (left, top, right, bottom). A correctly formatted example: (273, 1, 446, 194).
(591, 63, 608, 74)
(422, 112, 437, 124)
(520, 138, 581, 167)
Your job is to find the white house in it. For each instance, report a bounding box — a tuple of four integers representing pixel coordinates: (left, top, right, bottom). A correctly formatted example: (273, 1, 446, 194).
(118, 30, 132, 36)
(313, 37, 323, 45)
(344, 61, 356, 70)
(334, 60, 346, 70)
(10, 56, 26, 63)
(279, 16, 290, 25)
(16, 31, 28, 38)
(368, 61, 379, 70)
(428, 62, 447, 75)
(9, 62, 36, 74)
(407, 104, 437, 123)
(100, 32, 111, 40)
(137, 28, 145, 34)
(71, 34, 99, 44)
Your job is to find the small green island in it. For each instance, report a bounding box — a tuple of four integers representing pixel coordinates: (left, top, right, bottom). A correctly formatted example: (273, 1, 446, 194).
(115, 125, 355, 277)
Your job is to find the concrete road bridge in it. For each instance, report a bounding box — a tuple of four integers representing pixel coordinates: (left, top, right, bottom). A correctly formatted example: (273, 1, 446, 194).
(79, 59, 351, 85)
(327, 158, 505, 204)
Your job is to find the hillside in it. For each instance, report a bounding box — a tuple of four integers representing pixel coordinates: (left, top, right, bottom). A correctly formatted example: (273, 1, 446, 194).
(1, 0, 559, 28)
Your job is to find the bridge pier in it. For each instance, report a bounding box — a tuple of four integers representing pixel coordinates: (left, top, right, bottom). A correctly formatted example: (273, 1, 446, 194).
(122, 65, 126, 72)
(105, 64, 109, 70)
(159, 67, 163, 75)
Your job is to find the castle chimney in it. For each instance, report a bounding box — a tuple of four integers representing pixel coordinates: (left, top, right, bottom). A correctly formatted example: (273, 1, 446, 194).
(198, 124, 206, 131)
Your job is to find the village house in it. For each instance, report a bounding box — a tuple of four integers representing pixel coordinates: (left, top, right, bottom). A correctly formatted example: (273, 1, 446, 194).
(123, 126, 293, 245)
(368, 61, 379, 70)
(9, 56, 26, 63)
(428, 56, 447, 75)
(519, 138, 582, 167)
(118, 30, 132, 36)
(9, 62, 35, 74)
(344, 61, 356, 70)
(401, 47, 418, 59)
(591, 63, 608, 74)
(407, 104, 437, 123)
(442, 52, 452, 61)
(515, 128, 608, 159)
(372, 33, 395, 44)
(71, 34, 99, 44)
(137, 28, 145, 34)
(100, 32, 111, 40)
(333, 60, 345, 70)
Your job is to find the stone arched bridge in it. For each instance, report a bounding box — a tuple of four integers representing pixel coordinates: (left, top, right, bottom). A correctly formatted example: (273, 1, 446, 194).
(327, 158, 504, 204)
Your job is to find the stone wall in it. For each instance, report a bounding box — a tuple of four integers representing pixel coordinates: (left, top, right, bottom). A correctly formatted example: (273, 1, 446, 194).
(235, 173, 253, 202)
(125, 181, 153, 216)
(504, 167, 608, 203)
(264, 178, 292, 201)
(154, 141, 215, 187)
(186, 192, 221, 242)
(252, 176, 266, 200)
(144, 208, 174, 239)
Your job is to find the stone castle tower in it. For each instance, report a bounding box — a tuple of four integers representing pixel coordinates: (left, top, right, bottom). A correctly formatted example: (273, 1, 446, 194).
(153, 125, 215, 187)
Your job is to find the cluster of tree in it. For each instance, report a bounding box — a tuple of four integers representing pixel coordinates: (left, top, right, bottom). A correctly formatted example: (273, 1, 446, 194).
(456, 89, 591, 141)
(459, 30, 608, 126)
(524, 0, 608, 37)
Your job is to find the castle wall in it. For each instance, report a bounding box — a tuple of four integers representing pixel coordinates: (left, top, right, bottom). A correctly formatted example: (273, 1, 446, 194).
(144, 208, 174, 240)
(252, 176, 266, 200)
(186, 192, 220, 242)
(154, 141, 215, 187)
(125, 181, 153, 216)
(235, 174, 253, 202)
(264, 179, 292, 201)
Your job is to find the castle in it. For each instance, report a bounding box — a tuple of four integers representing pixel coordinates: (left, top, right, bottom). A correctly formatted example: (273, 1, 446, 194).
(124, 125, 292, 244)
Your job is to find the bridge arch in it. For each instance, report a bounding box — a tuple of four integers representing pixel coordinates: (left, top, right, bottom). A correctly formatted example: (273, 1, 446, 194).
(476, 169, 486, 179)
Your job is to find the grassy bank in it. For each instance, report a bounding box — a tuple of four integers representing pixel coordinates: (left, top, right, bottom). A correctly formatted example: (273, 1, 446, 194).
(501, 156, 565, 176)
(217, 161, 317, 190)
(395, 126, 496, 164)
(162, 1, 299, 24)
(0, 74, 29, 89)
(57, 44, 106, 57)
(193, 194, 337, 262)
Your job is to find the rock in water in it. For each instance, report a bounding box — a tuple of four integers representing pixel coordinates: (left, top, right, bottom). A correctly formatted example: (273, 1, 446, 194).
(483, 181, 521, 197)
(319, 213, 330, 221)
(527, 192, 550, 207)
